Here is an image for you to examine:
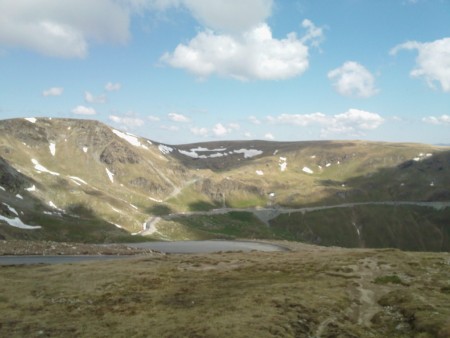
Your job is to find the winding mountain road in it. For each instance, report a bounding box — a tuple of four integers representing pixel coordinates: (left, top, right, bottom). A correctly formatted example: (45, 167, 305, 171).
(162, 201, 450, 224)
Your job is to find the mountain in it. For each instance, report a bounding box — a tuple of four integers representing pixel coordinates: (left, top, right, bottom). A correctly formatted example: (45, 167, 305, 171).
(1, 117, 449, 250)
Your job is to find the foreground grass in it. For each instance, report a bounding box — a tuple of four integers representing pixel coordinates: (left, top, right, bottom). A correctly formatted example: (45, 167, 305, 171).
(0, 244, 449, 337)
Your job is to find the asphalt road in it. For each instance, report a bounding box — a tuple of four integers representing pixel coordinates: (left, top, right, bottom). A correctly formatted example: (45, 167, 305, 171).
(0, 240, 288, 265)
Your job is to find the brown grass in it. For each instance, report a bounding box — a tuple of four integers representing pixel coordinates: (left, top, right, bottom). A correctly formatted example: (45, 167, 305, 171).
(0, 244, 449, 337)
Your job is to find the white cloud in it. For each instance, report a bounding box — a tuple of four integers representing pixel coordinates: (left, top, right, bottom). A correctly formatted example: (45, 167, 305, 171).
(249, 116, 262, 125)
(0, 0, 130, 58)
(84, 91, 107, 104)
(268, 109, 385, 137)
(109, 114, 144, 127)
(300, 19, 324, 48)
(148, 115, 161, 122)
(190, 126, 208, 136)
(423, 114, 450, 125)
(182, 0, 273, 33)
(105, 82, 121, 91)
(212, 123, 228, 136)
(42, 87, 63, 97)
(121, 0, 273, 33)
(328, 61, 378, 98)
(168, 112, 190, 122)
(161, 21, 321, 81)
(228, 122, 240, 130)
(72, 105, 96, 115)
(390, 38, 450, 92)
(267, 112, 329, 126)
(265, 133, 275, 140)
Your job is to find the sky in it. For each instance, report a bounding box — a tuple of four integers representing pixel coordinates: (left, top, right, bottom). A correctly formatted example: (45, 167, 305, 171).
(0, 0, 449, 145)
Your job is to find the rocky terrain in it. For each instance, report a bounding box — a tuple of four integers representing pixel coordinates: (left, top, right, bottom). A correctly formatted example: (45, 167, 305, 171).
(1, 117, 449, 250)
(0, 240, 160, 256)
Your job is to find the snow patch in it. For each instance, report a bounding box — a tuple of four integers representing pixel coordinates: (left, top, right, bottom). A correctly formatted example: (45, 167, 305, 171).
(3, 203, 18, 216)
(69, 176, 88, 186)
(31, 159, 60, 176)
(130, 204, 138, 210)
(413, 153, 433, 162)
(112, 129, 148, 149)
(302, 167, 314, 174)
(326, 163, 331, 167)
(279, 157, 287, 172)
(234, 149, 263, 158)
(159, 144, 174, 155)
(83, 146, 88, 153)
(49, 142, 56, 156)
(148, 197, 163, 203)
(16, 194, 23, 200)
(0, 186, 6, 191)
(430, 182, 435, 187)
(178, 150, 205, 158)
(0, 212, 41, 230)
(105, 168, 114, 183)
(256, 170, 264, 176)
(113, 223, 123, 229)
(24, 117, 37, 123)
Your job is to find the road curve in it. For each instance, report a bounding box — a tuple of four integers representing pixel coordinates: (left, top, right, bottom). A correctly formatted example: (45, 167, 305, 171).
(0, 240, 288, 265)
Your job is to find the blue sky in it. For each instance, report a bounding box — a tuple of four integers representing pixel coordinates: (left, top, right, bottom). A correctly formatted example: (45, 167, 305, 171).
(0, 0, 449, 144)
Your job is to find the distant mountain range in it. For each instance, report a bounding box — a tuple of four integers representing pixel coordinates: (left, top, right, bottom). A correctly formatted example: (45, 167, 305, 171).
(1, 117, 449, 251)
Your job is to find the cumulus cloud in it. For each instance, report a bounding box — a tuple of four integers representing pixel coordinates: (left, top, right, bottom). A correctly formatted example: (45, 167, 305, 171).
(42, 87, 63, 97)
(268, 109, 384, 137)
(212, 123, 229, 136)
(121, 0, 273, 33)
(423, 114, 450, 125)
(84, 91, 107, 104)
(168, 112, 190, 122)
(109, 114, 145, 127)
(300, 19, 324, 48)
(190, 126, 209, 136)
(328, 62, 378, 98)
(105, 82, 121, 91)
(0, 0, 130, 58)
(182, 0, 273, 33)
(72, 105, 96, 115)
(390, 38, 450, 92)
(265, 133, 275, 140)
(161, 20, 324, 81)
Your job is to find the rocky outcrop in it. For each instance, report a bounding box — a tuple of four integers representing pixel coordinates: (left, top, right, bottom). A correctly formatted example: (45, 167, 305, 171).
(0, 157, 33, 192)
(100, 141, 140, 164)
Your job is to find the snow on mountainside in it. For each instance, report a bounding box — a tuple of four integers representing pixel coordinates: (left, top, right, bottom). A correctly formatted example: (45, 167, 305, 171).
(0, 117, 450, 247)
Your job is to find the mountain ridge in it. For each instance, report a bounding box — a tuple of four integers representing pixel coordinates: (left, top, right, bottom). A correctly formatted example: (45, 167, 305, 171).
(1, 117, 449, 250)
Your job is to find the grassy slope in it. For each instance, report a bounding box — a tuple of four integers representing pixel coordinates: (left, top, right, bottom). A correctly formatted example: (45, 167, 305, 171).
(0, 246, 449, 337)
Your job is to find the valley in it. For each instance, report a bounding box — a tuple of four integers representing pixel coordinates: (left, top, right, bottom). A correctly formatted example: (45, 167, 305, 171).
(1, 117, 449, 250)
(1, 117, 450, 337)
